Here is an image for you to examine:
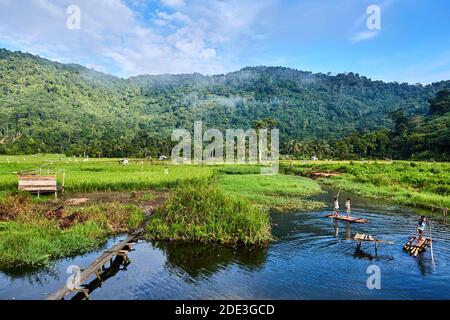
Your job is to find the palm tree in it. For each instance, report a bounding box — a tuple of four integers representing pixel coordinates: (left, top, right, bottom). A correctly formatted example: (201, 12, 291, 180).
(287, 139, 303, 158)
(253, 118, 278, 162)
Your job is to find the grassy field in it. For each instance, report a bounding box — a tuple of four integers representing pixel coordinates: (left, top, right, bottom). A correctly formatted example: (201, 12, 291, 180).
(218, 172, 324, 211)
(281, 160, 450, 210)
(0, 194, 145, 269)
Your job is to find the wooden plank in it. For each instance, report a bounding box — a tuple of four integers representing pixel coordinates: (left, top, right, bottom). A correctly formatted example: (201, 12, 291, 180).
(19, 175, 57, 180)
(19, 180, 57, 186)
(19, 182, 57, 186)
(19, 184, 57, 188)
(19, 187, 57, 192)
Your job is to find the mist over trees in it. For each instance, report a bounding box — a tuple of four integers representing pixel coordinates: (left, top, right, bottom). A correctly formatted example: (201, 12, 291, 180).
(0, 49, 449, 160)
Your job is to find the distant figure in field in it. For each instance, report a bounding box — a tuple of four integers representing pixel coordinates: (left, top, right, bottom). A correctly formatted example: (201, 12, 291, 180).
(333, 196, 340, 216)
(417, 216, 428, 240)
(120, 158, 129, 166)
(345, 198, 351, 218)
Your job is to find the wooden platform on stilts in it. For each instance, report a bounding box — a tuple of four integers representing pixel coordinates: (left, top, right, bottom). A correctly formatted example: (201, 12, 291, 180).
(353, 233, 394, 244)
(403, 236, 431, 257)
(47, 229, 142, 300)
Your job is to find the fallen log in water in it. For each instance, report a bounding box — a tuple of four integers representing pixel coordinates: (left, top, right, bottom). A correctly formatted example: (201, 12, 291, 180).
(47, 229, 143, 300)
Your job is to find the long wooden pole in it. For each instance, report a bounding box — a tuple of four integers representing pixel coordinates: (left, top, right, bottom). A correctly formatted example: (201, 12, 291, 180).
(429, 222, 435, 266)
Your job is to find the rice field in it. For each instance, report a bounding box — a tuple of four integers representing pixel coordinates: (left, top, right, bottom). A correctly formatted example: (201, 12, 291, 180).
(0, 154, 213, 193)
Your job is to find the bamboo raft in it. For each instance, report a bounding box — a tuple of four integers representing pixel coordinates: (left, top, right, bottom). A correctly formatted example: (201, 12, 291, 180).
(326, 214, 369, 224)
(403, 236, 431, 257)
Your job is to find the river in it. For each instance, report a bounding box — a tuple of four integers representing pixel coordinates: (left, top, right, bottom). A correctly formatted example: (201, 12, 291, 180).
(1, 188, 449, 300)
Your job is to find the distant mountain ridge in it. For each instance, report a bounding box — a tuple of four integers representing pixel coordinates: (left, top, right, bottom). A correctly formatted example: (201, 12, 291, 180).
(0, 48, 449, 157)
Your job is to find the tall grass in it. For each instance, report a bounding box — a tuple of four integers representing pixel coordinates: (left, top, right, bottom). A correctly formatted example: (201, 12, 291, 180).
(0, 221, 105, 268)
(146, 181, 272, 245)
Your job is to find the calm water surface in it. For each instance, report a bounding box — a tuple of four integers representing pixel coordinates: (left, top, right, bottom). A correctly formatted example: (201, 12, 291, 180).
(1, 188, 449, 300)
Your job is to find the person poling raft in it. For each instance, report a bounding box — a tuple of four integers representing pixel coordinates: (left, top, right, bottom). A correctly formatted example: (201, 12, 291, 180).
(326, 190, 369, 224)
(403, 216, 433, 258)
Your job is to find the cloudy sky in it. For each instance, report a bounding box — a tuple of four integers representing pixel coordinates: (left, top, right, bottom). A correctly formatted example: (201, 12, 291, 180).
(0, 0, 449, 83)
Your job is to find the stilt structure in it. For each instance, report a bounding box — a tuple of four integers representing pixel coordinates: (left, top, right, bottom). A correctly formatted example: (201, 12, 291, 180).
(353, 233, 394, 255)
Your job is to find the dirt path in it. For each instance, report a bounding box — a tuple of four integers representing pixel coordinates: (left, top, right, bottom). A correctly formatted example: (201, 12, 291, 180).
(0, 190, 168, 229)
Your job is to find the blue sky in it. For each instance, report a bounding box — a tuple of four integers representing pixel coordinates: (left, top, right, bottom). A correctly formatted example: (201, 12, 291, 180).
(0, 0, 449, 83)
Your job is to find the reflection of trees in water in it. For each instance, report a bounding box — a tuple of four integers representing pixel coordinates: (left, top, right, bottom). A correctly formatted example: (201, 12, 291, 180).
(153, 242, 268, 280)
(1, 265, 60, 286)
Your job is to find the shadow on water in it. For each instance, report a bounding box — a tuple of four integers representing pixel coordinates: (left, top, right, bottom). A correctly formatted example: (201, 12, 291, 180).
(352, 244, 395, 262)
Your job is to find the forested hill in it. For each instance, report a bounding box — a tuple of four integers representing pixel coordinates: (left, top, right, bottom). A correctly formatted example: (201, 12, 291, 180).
(0, 48, 449, 157)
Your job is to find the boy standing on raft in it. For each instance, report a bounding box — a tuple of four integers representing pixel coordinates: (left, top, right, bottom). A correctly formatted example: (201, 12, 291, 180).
(333, 196, 340, 216)
(345, 198, 351, 218)
(417, 216, 428, 240)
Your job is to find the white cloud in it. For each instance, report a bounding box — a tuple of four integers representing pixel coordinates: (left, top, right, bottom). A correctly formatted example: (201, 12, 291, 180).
(156, 11, 192, 25)
(0, 0, 272, 76)
(161, 0, 186, 8)
(350, 30, 380, 44)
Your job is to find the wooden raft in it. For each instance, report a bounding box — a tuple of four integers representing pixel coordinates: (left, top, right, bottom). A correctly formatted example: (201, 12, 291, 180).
(403, 236, 431, 257)
(47, 233, 140, 300)
(18, 175, 62, 198)
(326, 214, 369, 224)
